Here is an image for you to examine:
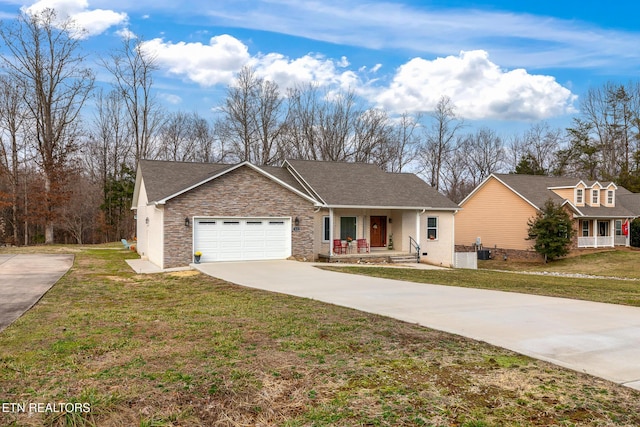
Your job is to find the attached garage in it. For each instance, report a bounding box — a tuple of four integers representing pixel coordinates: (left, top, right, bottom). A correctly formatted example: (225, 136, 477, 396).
(193, 217, 291, 262)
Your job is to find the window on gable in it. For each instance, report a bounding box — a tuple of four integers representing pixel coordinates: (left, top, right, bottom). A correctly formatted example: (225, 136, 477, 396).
(592, 189, 599, 205)
(427, 217, 438, 240)
(607, 190, 614, 205)
(576, 188, 583, 204)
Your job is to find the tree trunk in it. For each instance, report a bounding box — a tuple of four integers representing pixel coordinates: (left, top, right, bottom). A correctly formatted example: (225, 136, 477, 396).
(44, 174, 54, 244)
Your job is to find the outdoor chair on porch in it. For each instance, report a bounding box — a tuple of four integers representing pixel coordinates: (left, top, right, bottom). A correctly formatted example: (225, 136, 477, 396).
(357, 238, 370, 253)
(333, 239, 346, 254)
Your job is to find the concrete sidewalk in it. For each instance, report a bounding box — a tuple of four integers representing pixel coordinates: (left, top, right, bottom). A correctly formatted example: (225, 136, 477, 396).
(0, 254, 74, 332)
(195, 260, 640, 391)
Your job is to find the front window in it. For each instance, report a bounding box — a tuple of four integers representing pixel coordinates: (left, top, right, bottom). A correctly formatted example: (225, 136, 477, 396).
(340, 217, 356, 241)
(427, 217, 438, 240)
(322, 216, 330, 241)
(582, 221, 589, 237)
(576, 188, 583, 204)
(615, 220, 623, 236)
(592, 189, 599, 205)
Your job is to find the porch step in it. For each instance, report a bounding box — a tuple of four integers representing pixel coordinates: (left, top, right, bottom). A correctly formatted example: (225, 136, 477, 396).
(389, 255, 419, 264)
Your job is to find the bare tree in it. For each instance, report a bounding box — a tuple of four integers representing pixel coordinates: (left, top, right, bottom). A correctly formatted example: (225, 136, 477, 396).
(103, 35, 161, 163)
(385, 112, 422, 173)
(0, 9, 94, 244)
(352, 108, 390, 165)
(215, 66, 285, 165)
(0, 75, 28, 244)
(421, 96, 464, 190)
(462, 127, 505, 186)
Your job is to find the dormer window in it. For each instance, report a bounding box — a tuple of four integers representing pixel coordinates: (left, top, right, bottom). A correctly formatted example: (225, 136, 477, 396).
(576, 188, 583, 205)
(592, 189, 600, 205)
(607, 190, 614, 205)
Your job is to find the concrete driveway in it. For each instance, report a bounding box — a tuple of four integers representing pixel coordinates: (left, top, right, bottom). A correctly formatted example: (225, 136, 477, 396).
(0, 254, 74, 332)
(195, 260, 640, 391)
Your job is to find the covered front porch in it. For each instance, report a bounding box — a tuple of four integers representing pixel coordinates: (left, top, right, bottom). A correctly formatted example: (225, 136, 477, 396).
(317, 207, 424, 260)
(576, 218, 629, 248)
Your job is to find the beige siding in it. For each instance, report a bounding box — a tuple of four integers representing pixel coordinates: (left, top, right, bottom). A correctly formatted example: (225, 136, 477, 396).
(551, 188, 573, 202)
(456, 177, 538, 250)
(135, 178, 164, 268)
(420, 211, 455, 267)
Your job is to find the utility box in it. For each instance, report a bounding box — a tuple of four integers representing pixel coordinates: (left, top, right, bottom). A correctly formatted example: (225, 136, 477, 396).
(477, 249, 491, 260)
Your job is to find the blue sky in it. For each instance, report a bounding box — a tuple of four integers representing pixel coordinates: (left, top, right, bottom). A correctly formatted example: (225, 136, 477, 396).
(1, 0, 639, 135)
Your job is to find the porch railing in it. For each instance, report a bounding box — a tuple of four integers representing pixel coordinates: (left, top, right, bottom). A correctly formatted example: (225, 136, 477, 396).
(409, 236, 420, 263)
(577, 236, 614, 248)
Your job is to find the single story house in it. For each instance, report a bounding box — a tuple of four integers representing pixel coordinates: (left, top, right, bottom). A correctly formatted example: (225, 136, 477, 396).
(132, 159, 460, 269)
(455, 173, 640, 255)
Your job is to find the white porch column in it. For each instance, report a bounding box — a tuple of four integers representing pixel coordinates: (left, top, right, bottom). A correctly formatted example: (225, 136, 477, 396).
(416, 210, 421, 246)
(593, 219, 598, 248)
(610, 220, 614, 247)
(329, 208, 334, 255)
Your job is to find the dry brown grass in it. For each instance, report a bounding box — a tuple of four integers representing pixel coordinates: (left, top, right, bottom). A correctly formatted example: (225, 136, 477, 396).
(1, 245, 639, 426)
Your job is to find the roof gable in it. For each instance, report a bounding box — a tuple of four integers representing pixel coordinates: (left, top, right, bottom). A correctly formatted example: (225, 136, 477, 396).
(462, 173, 640, 218)
(135, 160, 318, 205)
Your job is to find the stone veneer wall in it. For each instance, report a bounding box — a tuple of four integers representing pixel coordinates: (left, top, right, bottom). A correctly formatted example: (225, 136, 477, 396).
(163, 166, 315, 268)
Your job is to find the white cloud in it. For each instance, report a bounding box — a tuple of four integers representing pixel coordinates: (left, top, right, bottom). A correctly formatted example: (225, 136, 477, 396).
(23, 0, 127, 37)
(142, 34, 359, 92)
(374, 50, 577, 121)
(159, 93, 182, 105)
(251, 52, 358, 91)
(141, 35, 250, 87)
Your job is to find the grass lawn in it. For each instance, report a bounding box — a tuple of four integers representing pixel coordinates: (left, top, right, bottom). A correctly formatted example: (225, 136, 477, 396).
(321, 250, 640, 307)
(0, 246, 639, 426)
(479, 249, 640, 280)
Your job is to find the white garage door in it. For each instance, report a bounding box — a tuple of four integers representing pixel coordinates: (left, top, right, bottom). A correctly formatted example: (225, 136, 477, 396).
(193, 218, 291, 262)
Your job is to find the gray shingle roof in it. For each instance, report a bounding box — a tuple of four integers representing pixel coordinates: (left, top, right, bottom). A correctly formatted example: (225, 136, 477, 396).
(286, 159, 459, 209)
(492, 174, 640, 217)
(138, 160, 231, 202)
(137, 159, 458, 210)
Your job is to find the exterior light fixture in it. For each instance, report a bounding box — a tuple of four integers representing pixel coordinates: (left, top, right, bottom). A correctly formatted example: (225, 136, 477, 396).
(185, 217, 190, 227)
(294, 217, 300, 227)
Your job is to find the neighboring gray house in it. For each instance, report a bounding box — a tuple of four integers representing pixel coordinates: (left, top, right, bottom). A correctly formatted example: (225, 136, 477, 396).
(132, 159, 460, 269)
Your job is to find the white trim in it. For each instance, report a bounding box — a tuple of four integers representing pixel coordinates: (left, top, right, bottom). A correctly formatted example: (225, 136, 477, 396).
(324, 204, 459, 210)
(426, 215, 439, 241)
(575, 187, 584, 206)
(282, 160, 327, 205)
(156, 161, 320, 205)
(591, 188, 600, 206)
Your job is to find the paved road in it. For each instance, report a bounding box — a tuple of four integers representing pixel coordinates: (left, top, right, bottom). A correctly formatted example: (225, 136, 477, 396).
(195, 260, 640, 391)
(0, 254, 74, 332)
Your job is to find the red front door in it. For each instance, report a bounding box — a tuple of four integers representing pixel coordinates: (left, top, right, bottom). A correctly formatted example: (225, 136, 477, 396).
(370, 216, 387, 247)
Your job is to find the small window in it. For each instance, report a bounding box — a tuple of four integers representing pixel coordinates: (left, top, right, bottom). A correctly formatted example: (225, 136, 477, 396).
(269, 221, 284, 225)
(427, 217, 438, 240)
(224, 221, 240, 225)
(592, 189, 599, 205)
(322, 216, 330, 242)
(199, 221, 216, 225)
(246, 221, 262, 225)
(576, 188, 583, 204)
(340, 217, 356, 240)
(607, 190, 614, 205)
